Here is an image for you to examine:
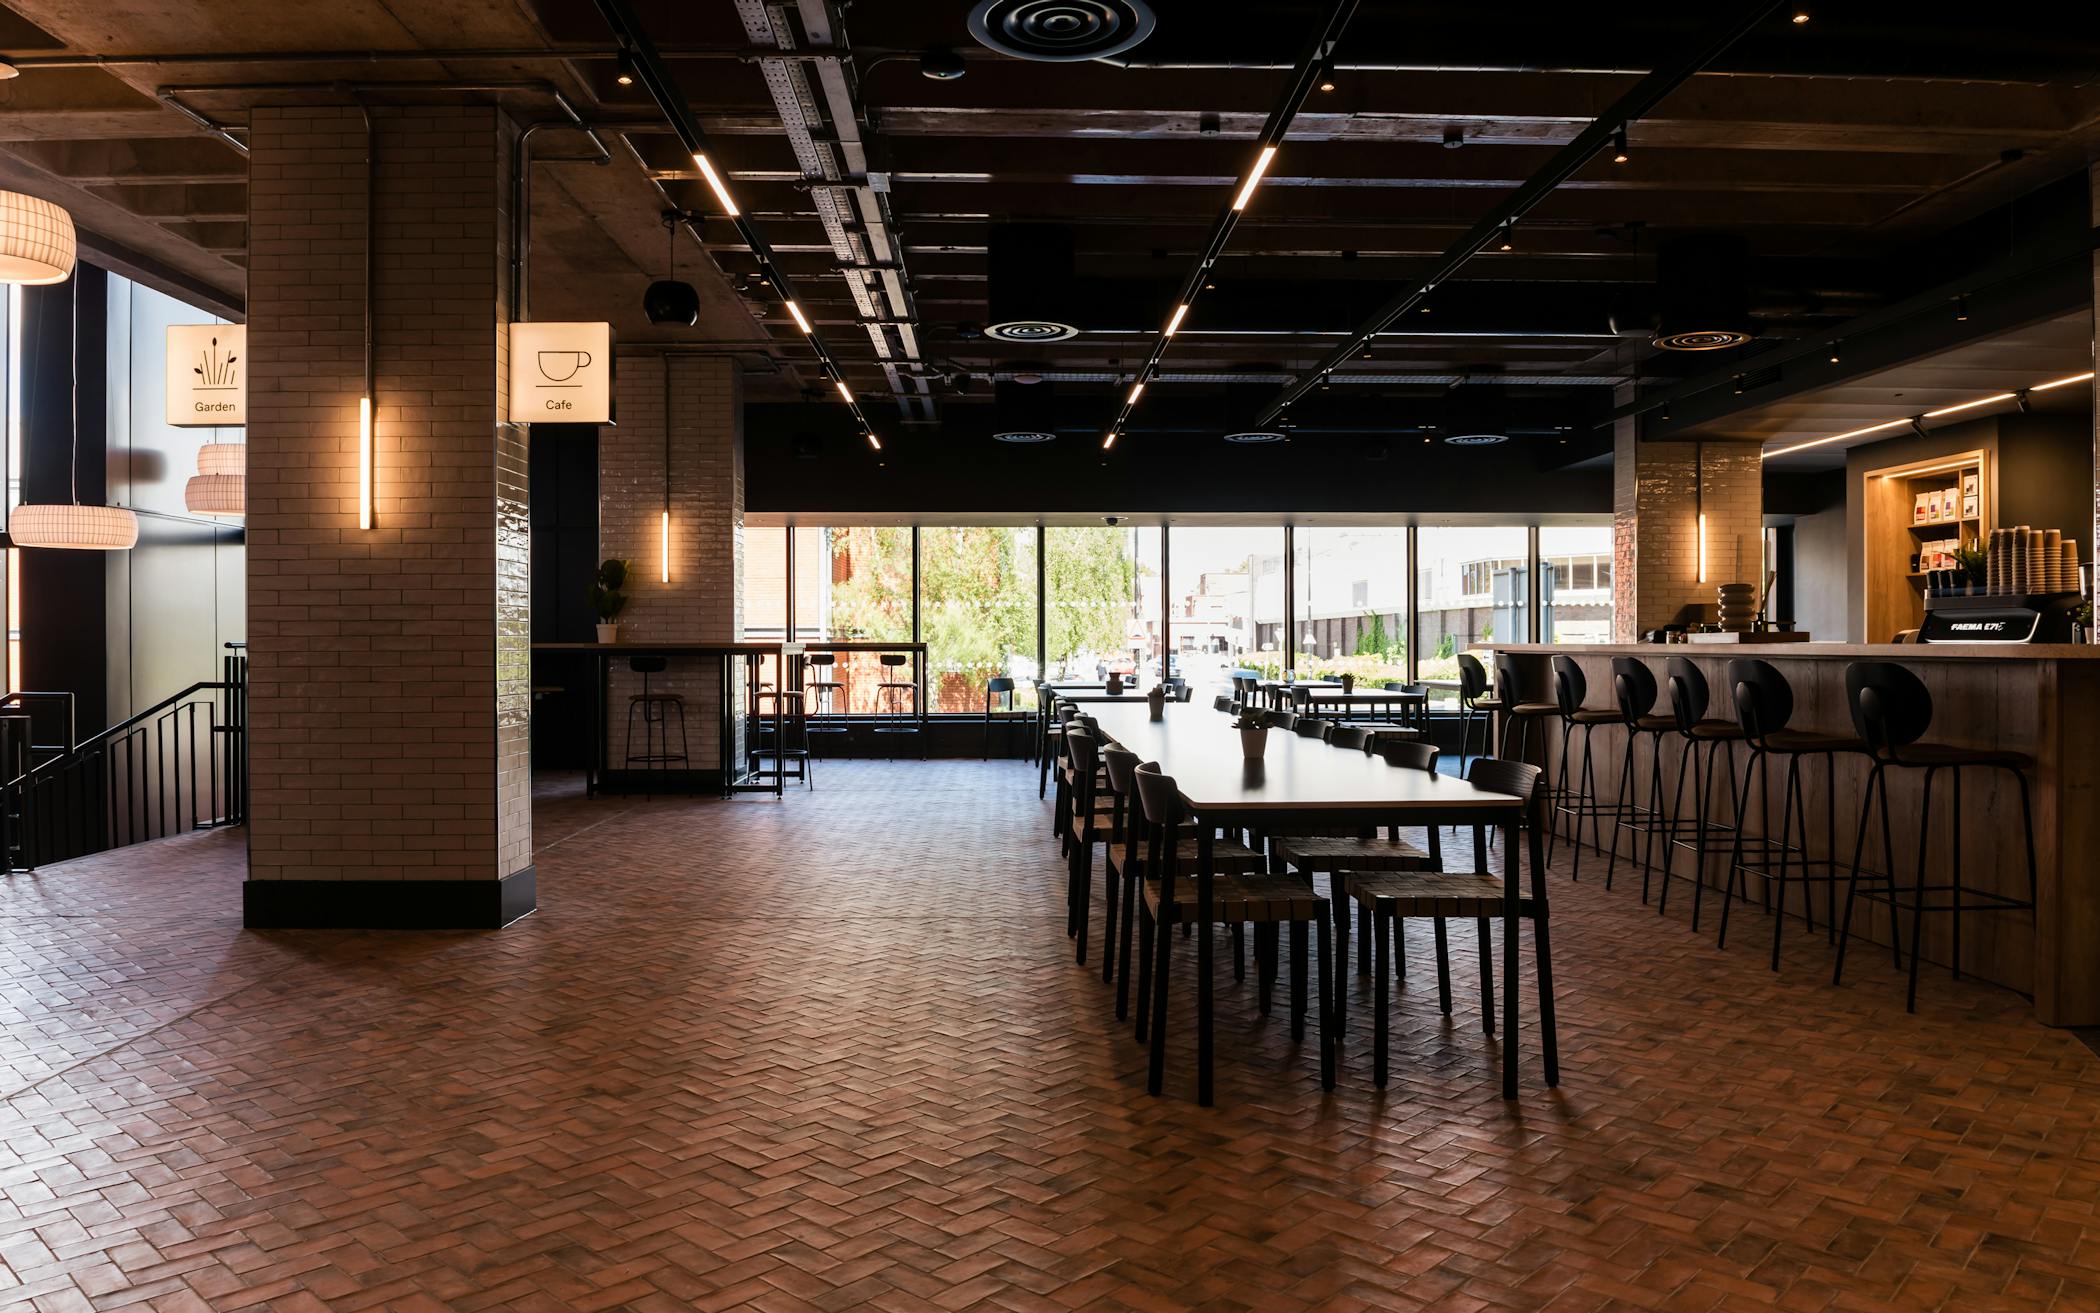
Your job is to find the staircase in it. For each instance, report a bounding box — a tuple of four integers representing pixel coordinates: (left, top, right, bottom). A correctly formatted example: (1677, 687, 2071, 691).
(1, 644, 247, 873)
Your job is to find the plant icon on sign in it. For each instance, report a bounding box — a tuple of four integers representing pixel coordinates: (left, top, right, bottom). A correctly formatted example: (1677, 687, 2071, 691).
(194, 336, 238, 390)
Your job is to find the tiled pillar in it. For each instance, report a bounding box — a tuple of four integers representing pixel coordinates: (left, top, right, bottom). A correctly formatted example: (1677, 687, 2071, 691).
(1612, 415, 1764, 641)
(598, 355, 745, 777)
(242, 104, 533, 928)
(2090, 162, 2100, 616)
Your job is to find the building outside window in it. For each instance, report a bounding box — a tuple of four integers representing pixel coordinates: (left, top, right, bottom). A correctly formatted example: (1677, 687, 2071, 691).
(1292, 526, 1407, 685)
(1540, 523, 1615, 643)
(920, 525, 1037, 712)
(1045, 524, 1157, 687)
(1416, 526, 1531, 692)
(1170, 525, 1281, 694)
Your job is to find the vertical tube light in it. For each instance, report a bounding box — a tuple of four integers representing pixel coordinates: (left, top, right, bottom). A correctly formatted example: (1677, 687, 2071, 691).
(358, 396, 373, 530)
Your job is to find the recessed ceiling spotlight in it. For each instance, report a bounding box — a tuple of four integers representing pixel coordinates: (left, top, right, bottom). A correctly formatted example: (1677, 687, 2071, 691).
(1497, 221, 1514, 252)
(1828, 340, 1841, 364)
(615, 50, 635, 86)
(1954, 295, 1969, 322)
(1611, 126, 1629, 165)
(1224, 430, 1286, 444)
(1443, 126, 1464, 150)
(1790, 7, 1810, 23)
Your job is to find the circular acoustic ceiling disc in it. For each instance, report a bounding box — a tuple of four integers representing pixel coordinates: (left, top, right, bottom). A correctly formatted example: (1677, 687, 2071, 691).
(983, 319, 1080, 343)
(993, 430, 1058, 444)
(1650, 327, 1753, 351)
(1443, 432, 1509, 446)
(967, 0, 1158, 63)
(1223, 431, 1287, 445)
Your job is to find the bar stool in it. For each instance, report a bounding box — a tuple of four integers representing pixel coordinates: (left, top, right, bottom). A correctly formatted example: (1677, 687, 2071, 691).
(753, 689, 812, 790)
(1658, 656, 1744, 930)
(872, 652, 922, 758)
(624, 656, 688, 787)
(1604, 657, 1679, 898)
(1490, 652, 1560, 765)
(1547, 655, 1629, 880)
(1455, 653, 1495, 775)
(1834, 661, 2038, 1012)
(1719, 659, 1868, 970)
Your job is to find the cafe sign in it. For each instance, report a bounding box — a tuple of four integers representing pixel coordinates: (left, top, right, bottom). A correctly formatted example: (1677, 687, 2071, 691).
(166, 324, 245, 426)
(509, 321, 616, 424)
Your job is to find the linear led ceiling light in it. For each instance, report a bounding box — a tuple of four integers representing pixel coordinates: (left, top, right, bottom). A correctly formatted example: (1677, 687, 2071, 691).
(1762, 371, 2094, 460)
(693, 153, 738, 216)
(1232, 145, 1278, 212)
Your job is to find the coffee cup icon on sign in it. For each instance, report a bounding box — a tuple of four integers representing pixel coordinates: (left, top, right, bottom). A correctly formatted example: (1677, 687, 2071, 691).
(536, 350, 592, 386)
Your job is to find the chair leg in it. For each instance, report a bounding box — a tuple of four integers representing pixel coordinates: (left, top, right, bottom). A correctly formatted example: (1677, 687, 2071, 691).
(1476, 916, 1495, 1036)
(1373, 903, 1392, 1088)
(1904, 769, 1937, 1013)
(1606, 725, 1635, 890)
(1233, 921, 1245, 982)
(1432, 917, 1452, 1016)
(1333, 880, 1349, 1031)
(1834, 763, 1881, 988)
(1660, 736, 1693, 916)
(1289, 918, 1309, 1042)
(1134, 902, 1154, 1042)
(1533, 912, 1559, 1088)
(1100, 858, 1119, 984)
(1116, 873, 1138, 1019)
(1147, 910, 1173, 1094)
(1256, 923, 1277, 1017)
(1719, 750, 1762, 950)
(1315, 906, 1335, 1090)
(1770, 754, 1800, 972)
(1949, 768, 1963, 981)
(1074, 837, 1094, 965)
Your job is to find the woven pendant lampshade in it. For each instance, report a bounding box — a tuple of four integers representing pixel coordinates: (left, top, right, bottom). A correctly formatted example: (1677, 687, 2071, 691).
(184, 442, 246, 515)
(0, 190, 77, 285)
(7, 503, 138, 550)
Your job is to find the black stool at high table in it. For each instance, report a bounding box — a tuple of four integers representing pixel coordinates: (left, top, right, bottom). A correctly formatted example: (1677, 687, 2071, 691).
(1547, 655, 1632, 880)
(1834, 661, 2038, 1013)
(1603, 657, 1681, 899)
(624, 656, 688, 791)
(1658, 656, 1745, 930)
(1719, 659, 1868, 969)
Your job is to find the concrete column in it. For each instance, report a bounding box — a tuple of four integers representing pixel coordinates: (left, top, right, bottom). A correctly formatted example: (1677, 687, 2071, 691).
(597, 354, 745, 779)
(1612, 412, 1764, 641)
(242, 104, 532, 927)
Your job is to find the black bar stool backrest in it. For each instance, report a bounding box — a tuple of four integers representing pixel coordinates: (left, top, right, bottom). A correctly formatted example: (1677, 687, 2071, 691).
(1457, 653, 1488, 702)
(881, 653, 908, 669)
(987, 676, 1015, 695)
(1293, 717, 1331, 738)
(1103, 744, 1140, 800)
(1329, 725, 1370, 752)
(1550, 655, 1588, 715)
(1727, 658, 1794, 744)
(809, 653, 836, 670)
(1378, 739, 1438, 773)
(1493, 652, 1525, 705)
(630, 656, 667, 675)
(1845, 660, 1933, 757)
(1610, 657, 1659, 720)
(1664, 655, 1710, 732)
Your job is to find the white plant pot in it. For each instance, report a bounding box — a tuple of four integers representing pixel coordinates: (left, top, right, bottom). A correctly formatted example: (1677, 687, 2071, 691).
(1239, 727, 1269, 759)
(596, 623, 620, 643)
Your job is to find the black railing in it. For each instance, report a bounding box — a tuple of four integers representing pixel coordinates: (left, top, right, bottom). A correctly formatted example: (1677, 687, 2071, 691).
(0, 644, 247, 872)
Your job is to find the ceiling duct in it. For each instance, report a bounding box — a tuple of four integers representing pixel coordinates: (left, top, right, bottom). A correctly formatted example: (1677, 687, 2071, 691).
(986, 224, 1083, 343)
(992, 377, 1060, 441)
(967, 0, 1158, 63)
(1443, 384, 1513, 444)
(1652, 234, 1755, 351)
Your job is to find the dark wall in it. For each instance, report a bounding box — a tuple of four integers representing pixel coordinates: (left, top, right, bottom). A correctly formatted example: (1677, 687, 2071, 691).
(16, 270, 109, 732)
(530, 425, 598, 768)
(744, 406, 1614, 517)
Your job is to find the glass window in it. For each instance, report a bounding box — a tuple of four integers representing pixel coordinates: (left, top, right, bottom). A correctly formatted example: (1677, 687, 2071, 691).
(1540, 523, 1615, 644)
(921, 525, 1038, 713)
(795, 526, 915, 715)
(1415, 526, 1531, 697)
(1045, 525, 1158, 690)
(791, 525, 829, 641)
(742, 525, 788, 640)
(1292, 527, 1407, 685)
(1167, 525, 1282, 696)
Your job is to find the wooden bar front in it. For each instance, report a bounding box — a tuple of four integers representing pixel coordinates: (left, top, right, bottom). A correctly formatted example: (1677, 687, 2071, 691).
(1495, 644, 2100, 1026)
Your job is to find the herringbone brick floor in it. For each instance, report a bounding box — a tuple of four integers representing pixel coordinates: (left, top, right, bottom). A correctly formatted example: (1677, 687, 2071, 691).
(0, 761, 2093, 1312)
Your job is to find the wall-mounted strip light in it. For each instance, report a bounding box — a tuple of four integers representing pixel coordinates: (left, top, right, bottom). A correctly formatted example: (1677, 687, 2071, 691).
(1696, 512, 1709, 584)
(661, 359, 673, 583)
(1231, 145, 1278, 212)
(660, 509, 671, 583)
(693, 153, 738, 216)
(785, 300, 813, 334)
(1164, 303, 1190, 336)
(357, 396, 374, 530)
(1762, 371, 2095, 460)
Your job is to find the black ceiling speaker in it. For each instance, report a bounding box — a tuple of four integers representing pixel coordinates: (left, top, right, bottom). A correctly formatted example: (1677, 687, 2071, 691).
(985, 224, 1081, 343)
(967, 0, 1156, 62)
(644, 213, 699, 326)
(1652, 233, 1753, 351)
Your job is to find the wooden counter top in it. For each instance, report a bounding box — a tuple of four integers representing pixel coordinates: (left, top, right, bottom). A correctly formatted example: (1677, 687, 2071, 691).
(1492, 642, 2100, 660)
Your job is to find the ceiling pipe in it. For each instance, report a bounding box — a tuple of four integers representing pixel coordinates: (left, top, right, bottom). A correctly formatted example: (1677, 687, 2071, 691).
(1255, 0, 1790, 428)
(3, 45, 861, 69)
(157, 79, 612, 163)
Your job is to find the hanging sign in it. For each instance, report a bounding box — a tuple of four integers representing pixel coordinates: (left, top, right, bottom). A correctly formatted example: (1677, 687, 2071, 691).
(509, 321, 616, 424)
(166, 324, 246, 426)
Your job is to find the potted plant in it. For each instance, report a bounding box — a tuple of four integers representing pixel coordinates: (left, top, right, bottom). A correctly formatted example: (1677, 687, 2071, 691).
(1146, 684, 1167, 720)
(590, 558, 631, 643)
(1231, 710, 1268, 759)
(1340, 672, 1356, 694)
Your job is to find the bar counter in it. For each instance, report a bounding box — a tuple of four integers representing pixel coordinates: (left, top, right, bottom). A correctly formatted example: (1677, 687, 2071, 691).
(1494, 643, 2099, 1025)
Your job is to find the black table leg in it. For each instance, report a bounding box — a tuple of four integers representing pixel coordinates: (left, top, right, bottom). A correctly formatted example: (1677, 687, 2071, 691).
(1198, 826, 1215, 1107)
(1502, 814, 1521, 1100)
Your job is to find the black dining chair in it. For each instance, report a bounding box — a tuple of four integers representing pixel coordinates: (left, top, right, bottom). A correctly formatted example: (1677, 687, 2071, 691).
(983, 676, 1018, 759)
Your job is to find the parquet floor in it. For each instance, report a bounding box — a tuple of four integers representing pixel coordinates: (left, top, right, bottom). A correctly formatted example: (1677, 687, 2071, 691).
(0, 761, 2094, 1312)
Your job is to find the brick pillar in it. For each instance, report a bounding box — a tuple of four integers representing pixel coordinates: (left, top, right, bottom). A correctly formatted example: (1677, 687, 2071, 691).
(1613, 413, 1764, 640)
(598, 355, 745, 778)
(243, 104, 533, 927)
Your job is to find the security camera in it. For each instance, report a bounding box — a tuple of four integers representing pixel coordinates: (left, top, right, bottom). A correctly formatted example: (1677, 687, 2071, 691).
(1104, 515, 1121, 526)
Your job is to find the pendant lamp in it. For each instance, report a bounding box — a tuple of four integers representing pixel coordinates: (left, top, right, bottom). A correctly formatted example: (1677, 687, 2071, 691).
(7, 276, 139, 550)
(0, 190, 77, 285)
(184, 441, 245, 516)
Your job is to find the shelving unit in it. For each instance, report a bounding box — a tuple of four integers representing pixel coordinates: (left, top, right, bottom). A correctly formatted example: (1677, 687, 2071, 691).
(1861, 449, 1990, 642)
